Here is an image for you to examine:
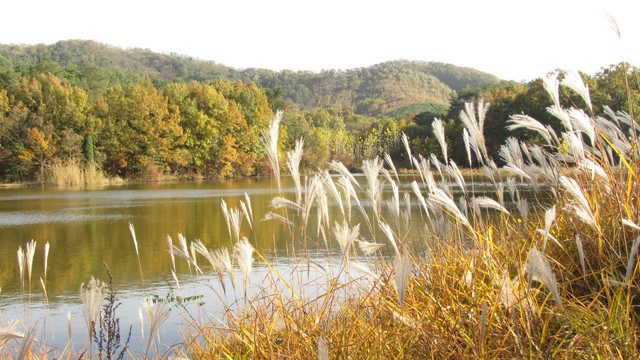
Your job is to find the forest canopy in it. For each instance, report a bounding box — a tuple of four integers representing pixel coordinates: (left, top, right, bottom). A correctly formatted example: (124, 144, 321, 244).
(0, 40, 637, 183)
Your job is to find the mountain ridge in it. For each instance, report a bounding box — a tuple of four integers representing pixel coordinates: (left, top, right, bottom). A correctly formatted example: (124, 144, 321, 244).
(0, 39, 500, 116)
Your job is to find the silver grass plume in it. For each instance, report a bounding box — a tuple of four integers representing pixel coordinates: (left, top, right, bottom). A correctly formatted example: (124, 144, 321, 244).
(506, 178, 518, 201)
(233, 238, 254, 290)
(549, 104, 573, 133)
(189, 242, 200, 274)
(166, 235, 175, 271)
(169, 244, 202, 275)
(333, 221, 360, 260)
(429, 187, 472, 231)
(578, 158, 608, 182)
(337, 175, 355, 222)
(411, 181, 432, 221)
(568, 108, 595, 146)
(80, 277, 106, 343)
(561, 69, 592, 112)
(286, 138, 305, 205)
(316, 187, 330, 235)
(496, 182, 505, 208)
(352, 262, 381, 284)
(303, 175, 324, 227)
(171, 270, 181, 297)
(402, 192, 412, 235)
(499, 137, 525, 171)
(541, 205, 556, 250)
(459, 100, 489, 164)
(401, 132, 412, 166)
(328, 160, 359, 188)
(25, 240, 36, 288)
(420, 157, 437, 194)
(560, 176, 599, 232)
(536, 229, 564, 249)
(40, 277, 47, 302)
(394, 249, 413, 309)
(526, 247, 562, 307)
(192, 240, 234, 292)
(17, 247, 25, 291)
(496, 272, 520, 308)
(479, 303, 488, 351)
(542, 71, 561, 107)
(129, 223, 144, 281)
(322, 170, 345, 217)
(178, 233, 192, 269)
(262, 212, 295, 227)
(623, 219, 640, 232)
(625, 236, 640, 284)
(221, 199, 231, 239)
(446, 160, 466, 195)
(128, 222, 138, 257)
(463, 128, 473, 167)
(43, 241, 49, 281)
(240, 199, 253, 230)
(138, 308, 144, 340)
(226, 205, 245, 243)
(507, 114, 556, 146)
(143, 299, 170, 356)
(379, 220, 400, 258)
(384, 152, 400, 183)
(362, 157, 384, 216)
(243, 193, 253, 226)
(357, 239, 385, 256)
(270, 196, 304, 213)
(411, 155, 428, 186)
(16, 327, 36, 360)
(460, 196, 469, 222)
(0, 319, 22, 348)
(429, 153, 445, 180)
(261, 110, 283, 190)
(432, 118, 448, 164)
(516, 198, 529, 223)
(67, 311, 72, 339)
(386, 181, 401, 227)
(471, 196, 510, 215)
(576, 236, 587, 278)
(318, 336, 329, 360)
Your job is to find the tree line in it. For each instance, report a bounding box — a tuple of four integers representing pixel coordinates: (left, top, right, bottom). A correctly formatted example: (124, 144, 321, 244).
(0, 40, 638, 184)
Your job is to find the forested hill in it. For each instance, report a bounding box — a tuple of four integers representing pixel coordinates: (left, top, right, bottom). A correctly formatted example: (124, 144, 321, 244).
(0, 40, 499, 116)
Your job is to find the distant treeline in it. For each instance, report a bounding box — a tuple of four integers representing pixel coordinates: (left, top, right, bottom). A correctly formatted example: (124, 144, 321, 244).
(0, 40, 638, 183)
(0, 40, 500, 115)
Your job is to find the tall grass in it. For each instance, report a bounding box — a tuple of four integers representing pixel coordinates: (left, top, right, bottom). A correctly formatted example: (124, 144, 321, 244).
(47, 161, 114, 187)
(177, 69, 639, 359)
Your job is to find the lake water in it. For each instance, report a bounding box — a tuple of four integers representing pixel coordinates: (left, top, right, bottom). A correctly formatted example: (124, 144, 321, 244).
(0, 174, 534, 356)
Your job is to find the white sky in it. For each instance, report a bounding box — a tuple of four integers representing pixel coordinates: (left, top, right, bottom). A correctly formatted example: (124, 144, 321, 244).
(2, 0, 638, 82)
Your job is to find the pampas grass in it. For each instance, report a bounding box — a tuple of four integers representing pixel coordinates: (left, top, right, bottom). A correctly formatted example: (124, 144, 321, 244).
(80, 277, 106, 355)
(143, 299, 170, 357)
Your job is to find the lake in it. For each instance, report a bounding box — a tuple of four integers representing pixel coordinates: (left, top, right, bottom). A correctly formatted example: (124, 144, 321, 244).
(0, 174, 533, 355)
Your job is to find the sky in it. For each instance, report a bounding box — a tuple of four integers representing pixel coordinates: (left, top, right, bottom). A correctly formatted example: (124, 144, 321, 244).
(1, 0, 639, 82)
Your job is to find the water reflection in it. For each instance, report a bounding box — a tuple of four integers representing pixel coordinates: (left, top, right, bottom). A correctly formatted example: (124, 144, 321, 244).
(0, 174, 542, 354)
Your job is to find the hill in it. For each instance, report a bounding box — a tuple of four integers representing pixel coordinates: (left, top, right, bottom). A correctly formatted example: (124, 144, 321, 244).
(0, 40, 500, 116)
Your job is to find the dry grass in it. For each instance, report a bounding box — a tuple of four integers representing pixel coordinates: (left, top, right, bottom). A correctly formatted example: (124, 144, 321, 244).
(177, 69, 640, 359)
(47, 161, 114, 187)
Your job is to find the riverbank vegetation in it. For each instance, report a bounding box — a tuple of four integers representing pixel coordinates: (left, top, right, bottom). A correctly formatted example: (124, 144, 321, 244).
(173, 69, 639, 358)
(1, 41, 638, 186)
(0, 63, 639, 358)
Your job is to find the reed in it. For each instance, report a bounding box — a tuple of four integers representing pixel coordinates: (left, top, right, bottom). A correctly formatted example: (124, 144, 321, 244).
(180, 66, 640, 359)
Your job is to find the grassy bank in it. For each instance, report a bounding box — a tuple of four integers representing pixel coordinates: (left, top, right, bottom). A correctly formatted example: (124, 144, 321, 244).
(1, 69, 638, 359)
(179, 70, 639, 359)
